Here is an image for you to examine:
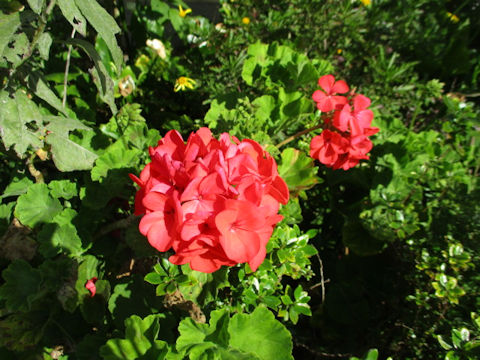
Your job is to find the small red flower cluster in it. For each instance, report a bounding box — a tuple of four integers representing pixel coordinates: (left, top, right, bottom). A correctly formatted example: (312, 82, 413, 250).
(310, 75, 379, 170)
(85, 277, 97, 297)
(130, 128, 289, 273)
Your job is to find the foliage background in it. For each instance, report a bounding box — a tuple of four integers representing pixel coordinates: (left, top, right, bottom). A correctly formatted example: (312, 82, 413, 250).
(0, 0, 479, 359)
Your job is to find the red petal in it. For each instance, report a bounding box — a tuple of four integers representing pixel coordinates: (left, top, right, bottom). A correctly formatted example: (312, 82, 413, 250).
(332, 80, 349, 94)
(318, 75, 335, 93)
(85, 277, 98, 297)
(353, 94, 371, 110)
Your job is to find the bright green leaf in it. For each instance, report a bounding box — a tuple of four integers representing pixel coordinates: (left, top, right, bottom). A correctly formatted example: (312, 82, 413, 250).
(56, 0, 87, 36)
(44, 116, 98, 171)
(228, 307, 294, 360)
(0, 90, 43, 158)
(0, 12, 21, 58)
(14, 183, 62, 227)
(27, 0, 45, 14)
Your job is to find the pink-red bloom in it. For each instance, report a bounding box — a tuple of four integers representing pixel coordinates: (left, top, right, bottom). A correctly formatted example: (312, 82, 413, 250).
(310, 75, 379, 170)
(85, 277, 97, 297)
(312, 74, 349, 112)
(131, 128, 289, 273)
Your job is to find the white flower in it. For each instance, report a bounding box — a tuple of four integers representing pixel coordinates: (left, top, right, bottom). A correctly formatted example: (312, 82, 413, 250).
(146, 39, 167, 59)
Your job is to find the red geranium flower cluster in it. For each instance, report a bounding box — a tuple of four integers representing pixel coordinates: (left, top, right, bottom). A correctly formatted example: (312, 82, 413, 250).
(130, 128, 289, 273)
(310, 75, 379, 170)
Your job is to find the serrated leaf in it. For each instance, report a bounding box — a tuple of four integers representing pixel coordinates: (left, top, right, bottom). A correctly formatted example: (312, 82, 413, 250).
(27, 74, 70, 116)
(44, 116, 98, 171)
(74, 0, 123, 75)
(0, 12, 21, 58)
(56, 0, 87, 36)
(91, 139, 140, 181)
(228, 307, 293, 360)
(100, 314, 167, 360)
(14, 183, 62, 227)
(0, 260, 42, 312)
(37, 32, 52, 60)
(38, 208, 84, 258)
(0, 90, 43, 157)
(48, 180, 77, 199)
(27, 0, 45, 14)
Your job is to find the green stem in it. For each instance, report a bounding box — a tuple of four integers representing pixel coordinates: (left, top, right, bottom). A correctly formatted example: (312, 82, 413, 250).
(276, 123, 323, 149)
(27, 152, 44, 183)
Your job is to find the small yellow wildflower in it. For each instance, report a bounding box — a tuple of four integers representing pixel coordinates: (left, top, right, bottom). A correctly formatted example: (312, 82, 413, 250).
(446, 12, 459, 23)
(360, 0, 371, 6)
(242, 17, 250, 25)
(135, 54, 150, 70)
(174, 77, 196, 92)
(146, 39, 167, 59)
(178, 5, 192, 18)
(336, 49, 342, 55)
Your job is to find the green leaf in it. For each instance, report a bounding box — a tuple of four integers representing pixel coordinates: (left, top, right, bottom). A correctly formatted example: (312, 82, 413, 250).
(1, 176, 34, 199)
(48, 180, 77, 199)
(278, 148, 318, 193)
(91, 139, 141, 181)
(0, 12, 21, 58)
(37, 32, 52, 60)
(364, 349, 379, 360)
(65, 38, 117, 114)
(27, 74, 70, 116)
(56, 0, 87, 36)
(37, 208, 84, 258)
(74, 0, 123, 75)
(100, 314, 167, 360)
(438, 335, 453, 350)
(27, 0, 45, 14)
(0, 90, 43, 157)
(0, 260, 42, 312)
(44, 116, 98, 171)
(177, 309, 234, 357)
(228, 307, 293, 360)
(3, 32, 29, 68)
(76, 255, 100, 293)
(14, 183, 62, 227)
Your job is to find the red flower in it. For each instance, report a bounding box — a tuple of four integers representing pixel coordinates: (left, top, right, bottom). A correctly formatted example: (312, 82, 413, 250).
(85, 277, 98, 297)
(309, 75, 379, 170)
(310, 130, 349, 167)
(312, 74, 349, 112)
(131, 128, 289, 273)
(332, 95, 378, 136)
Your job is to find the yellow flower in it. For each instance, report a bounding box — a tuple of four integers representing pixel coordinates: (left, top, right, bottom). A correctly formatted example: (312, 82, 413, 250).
(360, 0, 371, 6)
(446, 12, 459, 23)
(174, 77, 196, 92)
(146, 39, 167, 59)
(336, 49, 342, 54)
(178, 5, 192, 18)
(135, 54, 150, 70)
(242, 17, 250, 25)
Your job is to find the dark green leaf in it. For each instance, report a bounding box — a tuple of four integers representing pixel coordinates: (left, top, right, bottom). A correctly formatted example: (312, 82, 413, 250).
(74, 0, 123, 74)
(0, 260, 42, 312)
